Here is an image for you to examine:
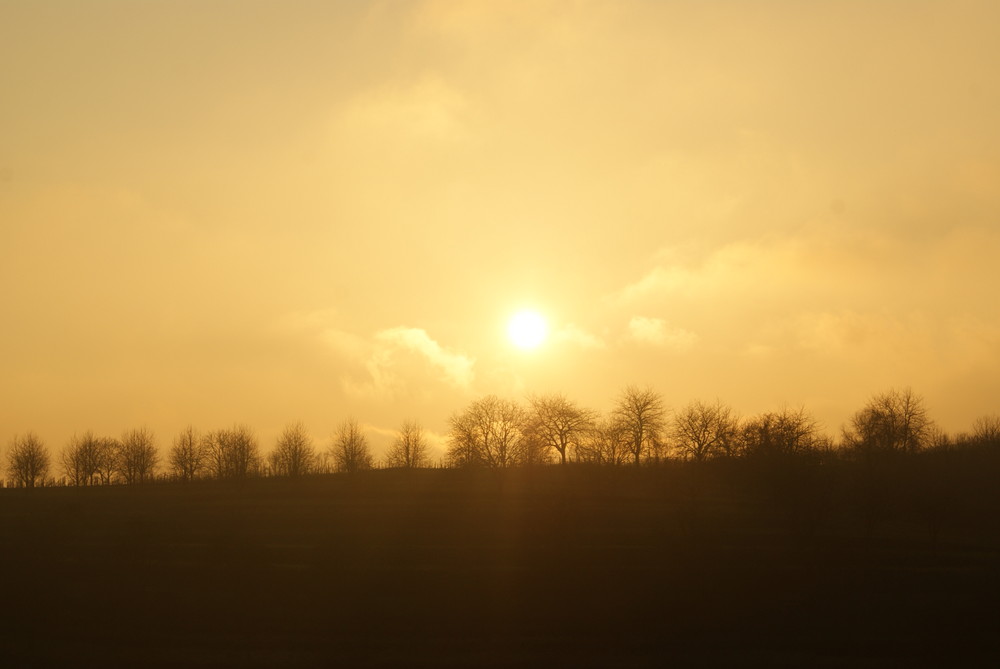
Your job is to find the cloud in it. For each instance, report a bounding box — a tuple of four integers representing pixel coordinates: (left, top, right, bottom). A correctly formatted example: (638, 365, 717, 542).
(374, 326, 475, 388)
(276, 313, 474, 398)
(786, 310, 1000, 371)
(551, 323, 605, 350)
(333, 75, 472, 145)
(626, 316, 698, 351)
(617, 225, 1000, 340)
(617, 236, 861, 306)
(619, 264, 696, 302)
(275, 310, 371, 362)
(789, 311, 921, 358)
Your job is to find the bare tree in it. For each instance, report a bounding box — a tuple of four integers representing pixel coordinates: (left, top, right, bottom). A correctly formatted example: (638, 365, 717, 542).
(524, 394, 598, 465)
(738, 407, 821, 458)
(971, 415, 1000, 447)
(118, 427, 159, 484)
(203, 431, 226, 479)
(447, 409, 479, 467)
(671, 400, 739, 460)
(62, 432, 103, 486)
(613, 385, 668, 465)
(330, 418, 374, 473)
(577, 416, 631, 465)
(94, 437, 120, 485)
(6, 433, 50, 488)
(928, 425, 955, 451)
(169, 426, 206, 481)
(842, 388, 933, 455)
(519, 428, 551, 466)
(204, 425, 262, 479)
(270, 422, 317, 477)
(446, 395, 529, 468)
(385, 420, 430, 468)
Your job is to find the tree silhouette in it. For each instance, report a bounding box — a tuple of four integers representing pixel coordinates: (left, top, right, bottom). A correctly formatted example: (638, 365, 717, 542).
(385, 420, 430, 468)
(843, 388, 933, 456)
(270, 422, 317, 477)
(524, 394, 597, 465)
(330, 418, 374, 473)
(447, 395, 529, 468)
(577, 416, 631, 465)
(169, 426, 206, 481)
(61, 432, 105, 486)
(91, 437, 120, 485)
(118, 427, 159, 484)
(613, 386, 668, 465)
(971, 415, 1000, 447)
(6, 432, 50, 488)
(739, 407, 822, 458)
(204, 425, 262, 479)
(671, 400, 739, 460)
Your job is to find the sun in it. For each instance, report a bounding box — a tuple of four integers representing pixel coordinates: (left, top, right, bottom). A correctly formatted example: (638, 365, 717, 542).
(507, 310, 548, 350)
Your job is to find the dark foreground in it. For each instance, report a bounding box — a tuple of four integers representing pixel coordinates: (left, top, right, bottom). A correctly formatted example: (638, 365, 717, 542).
(2, 458, 1000, 667)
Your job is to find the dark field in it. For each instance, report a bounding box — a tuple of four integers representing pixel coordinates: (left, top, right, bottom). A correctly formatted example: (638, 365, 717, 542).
(3, 457, 1000, 667)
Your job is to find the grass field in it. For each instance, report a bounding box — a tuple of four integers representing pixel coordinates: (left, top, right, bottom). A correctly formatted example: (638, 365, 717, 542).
(2, 459, 999, 666)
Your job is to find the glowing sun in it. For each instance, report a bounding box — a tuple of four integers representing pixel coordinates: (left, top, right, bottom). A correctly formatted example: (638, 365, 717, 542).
(507, 310, 548, 350)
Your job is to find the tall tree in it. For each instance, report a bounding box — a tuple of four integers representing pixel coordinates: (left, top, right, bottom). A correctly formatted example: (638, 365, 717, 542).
(169, 426, 206, 481)
(842, 388, 933, 455)
(385, 420, 430, 468)
(672, 400, 739, 460)
(577, 416, 631, 465)
(62, 432, 106, 486)
(525, 394, 598, 465)
(971, 415, 1000, 447)
(6, 433, 50, 488)
(270, 422, 317, 477)
(118, 427, 159, 484)
(93, 437, 120, 485)
(739, 407, 821, 458)
(447, 395, 528, 468)
(204, 425, 262, 479)
(613, 386, 668, 465)
(330, 418, 374, 473)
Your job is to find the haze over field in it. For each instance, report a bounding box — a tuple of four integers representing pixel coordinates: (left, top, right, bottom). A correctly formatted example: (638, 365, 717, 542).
(2, 1, 999, 457)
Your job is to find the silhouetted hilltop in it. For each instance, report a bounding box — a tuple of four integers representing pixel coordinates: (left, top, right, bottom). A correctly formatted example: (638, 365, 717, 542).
(2, 457, 1000, 666)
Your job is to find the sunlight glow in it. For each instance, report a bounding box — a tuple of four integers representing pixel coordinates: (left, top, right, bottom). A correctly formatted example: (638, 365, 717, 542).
(507, 310, 548, 350)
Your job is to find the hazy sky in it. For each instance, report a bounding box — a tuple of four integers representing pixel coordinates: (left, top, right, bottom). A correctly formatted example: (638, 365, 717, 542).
(3, 0, 999, 459)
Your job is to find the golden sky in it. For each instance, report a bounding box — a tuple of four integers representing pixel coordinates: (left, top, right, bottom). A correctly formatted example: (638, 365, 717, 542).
(2, 0, 999, 459)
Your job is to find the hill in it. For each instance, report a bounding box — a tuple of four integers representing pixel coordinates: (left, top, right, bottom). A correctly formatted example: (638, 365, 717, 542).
(2, 460, 999, 666)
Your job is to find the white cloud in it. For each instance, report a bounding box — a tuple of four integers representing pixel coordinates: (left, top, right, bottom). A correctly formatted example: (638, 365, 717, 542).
(792, 311, 888, 355)
(626, 316, 698, 351)
(614, 229, 924, 313)
(333, 75, 472, 145)
(276, 313, 474, 398)
(375, 326, 475, 388)
(785, 310, 1000, 372)
(551, 323, 605, 349)
(619, 264, 696, 302)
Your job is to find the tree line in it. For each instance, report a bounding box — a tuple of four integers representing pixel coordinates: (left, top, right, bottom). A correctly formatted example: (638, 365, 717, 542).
(2, 416, 432, 488)
(446, 386, 999, 467)
(4, 386, 1000, 488)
